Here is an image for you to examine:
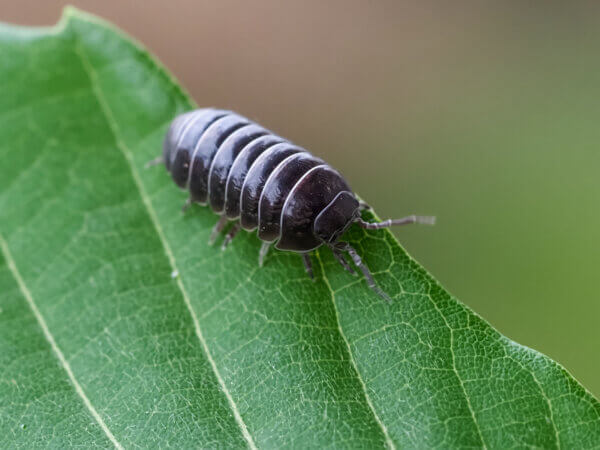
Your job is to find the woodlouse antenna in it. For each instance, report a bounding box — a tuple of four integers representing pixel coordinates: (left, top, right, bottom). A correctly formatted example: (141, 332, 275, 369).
(356, 215, 436, 229)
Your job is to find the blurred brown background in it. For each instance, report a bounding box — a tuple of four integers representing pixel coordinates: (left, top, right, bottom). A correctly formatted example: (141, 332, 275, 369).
(2, 1, 599, 396)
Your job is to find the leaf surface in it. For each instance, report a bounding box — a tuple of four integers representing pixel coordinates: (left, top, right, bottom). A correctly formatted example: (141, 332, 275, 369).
(0, 8, 598, 449)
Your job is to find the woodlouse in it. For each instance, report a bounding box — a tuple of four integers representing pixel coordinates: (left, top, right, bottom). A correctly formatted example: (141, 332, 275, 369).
(149, 108, 434, 301)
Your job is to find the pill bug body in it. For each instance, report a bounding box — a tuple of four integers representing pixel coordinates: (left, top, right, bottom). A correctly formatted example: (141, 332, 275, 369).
(155, 108, 434, 301)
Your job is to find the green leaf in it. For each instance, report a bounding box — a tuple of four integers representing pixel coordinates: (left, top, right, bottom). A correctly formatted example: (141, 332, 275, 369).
(0, 7, 598, 449)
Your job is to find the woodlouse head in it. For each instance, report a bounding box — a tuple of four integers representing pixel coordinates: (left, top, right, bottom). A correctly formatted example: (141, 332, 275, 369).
(313, 191, 360, 245)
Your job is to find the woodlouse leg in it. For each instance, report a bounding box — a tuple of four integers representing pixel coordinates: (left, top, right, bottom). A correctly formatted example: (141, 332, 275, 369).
(359, 201, 371, 211)
(181, 197, 192, 213)
(337, 243, 391, 303)
(357, 215, 435, 229)
(208, 215, 228, 245)
(144, 156, 164, 168)
(221, 222, 241, 250)
(332, 249, 357, 276)
(258, 242, 271, 267)
(302, 253, 315, 280)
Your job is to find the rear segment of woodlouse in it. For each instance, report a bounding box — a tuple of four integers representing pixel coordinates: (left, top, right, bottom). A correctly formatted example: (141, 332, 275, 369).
(153, 108, 435, 302)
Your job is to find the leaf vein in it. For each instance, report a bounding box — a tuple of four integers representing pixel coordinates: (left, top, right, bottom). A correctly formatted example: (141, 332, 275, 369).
(315, 250, 397, 450)
(0, 233, 123, 450)
(424, 285, 488, 448)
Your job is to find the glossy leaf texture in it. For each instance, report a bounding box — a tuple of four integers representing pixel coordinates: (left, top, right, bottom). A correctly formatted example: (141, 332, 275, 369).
(0, 8, 598, 449)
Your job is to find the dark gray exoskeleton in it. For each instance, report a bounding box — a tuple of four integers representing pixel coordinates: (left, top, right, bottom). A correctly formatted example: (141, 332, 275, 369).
(149, 108, 435, 301)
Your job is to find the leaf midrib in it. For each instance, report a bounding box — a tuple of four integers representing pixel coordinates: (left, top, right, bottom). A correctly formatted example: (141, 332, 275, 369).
(71, 30, 257, 450)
